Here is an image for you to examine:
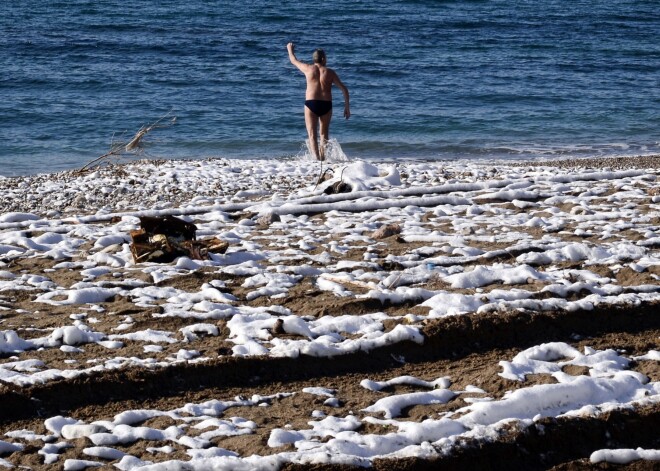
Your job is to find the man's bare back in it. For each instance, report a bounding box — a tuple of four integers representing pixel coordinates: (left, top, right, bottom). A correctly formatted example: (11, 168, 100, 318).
(301, 60, 338, 102)
(287, 43, 350, 161)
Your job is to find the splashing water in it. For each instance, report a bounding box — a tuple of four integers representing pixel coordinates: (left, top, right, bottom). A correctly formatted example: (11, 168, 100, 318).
(298, 139, 349, 163)
(323, 139, 349, 162)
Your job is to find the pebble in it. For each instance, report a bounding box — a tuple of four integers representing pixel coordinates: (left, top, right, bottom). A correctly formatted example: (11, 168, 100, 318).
(0, 158, 309, 217)
(513, 154, 660, 171)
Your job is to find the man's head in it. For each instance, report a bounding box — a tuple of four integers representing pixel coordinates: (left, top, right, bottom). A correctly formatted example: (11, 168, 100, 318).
(312, 48, 326, 65)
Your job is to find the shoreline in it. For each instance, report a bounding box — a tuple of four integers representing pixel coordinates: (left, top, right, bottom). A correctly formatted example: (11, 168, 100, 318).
(2, 152, 660, 178)
(1, 154, 659, 218)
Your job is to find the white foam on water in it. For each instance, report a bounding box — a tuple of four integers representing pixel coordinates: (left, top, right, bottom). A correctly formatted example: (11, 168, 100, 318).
(298, 138, 349, 163)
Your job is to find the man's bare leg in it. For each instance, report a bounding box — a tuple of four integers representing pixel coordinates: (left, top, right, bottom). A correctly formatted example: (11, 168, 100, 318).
(304, 107, 322, 160)
(319, 111, 332, 161)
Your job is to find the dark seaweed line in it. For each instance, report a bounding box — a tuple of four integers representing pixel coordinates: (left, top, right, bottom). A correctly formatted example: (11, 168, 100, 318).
(281, 406, 660, 471)
(0, 301, 658, 425)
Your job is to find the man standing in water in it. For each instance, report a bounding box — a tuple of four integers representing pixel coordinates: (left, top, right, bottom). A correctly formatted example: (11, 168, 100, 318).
(287, 42, 350, 161)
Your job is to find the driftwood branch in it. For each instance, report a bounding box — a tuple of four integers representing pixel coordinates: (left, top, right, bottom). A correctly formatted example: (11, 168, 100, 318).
(77, 111, 176, 173)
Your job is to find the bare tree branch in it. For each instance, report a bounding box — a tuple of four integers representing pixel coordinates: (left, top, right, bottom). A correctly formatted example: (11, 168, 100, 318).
(77, 110, 176, 174)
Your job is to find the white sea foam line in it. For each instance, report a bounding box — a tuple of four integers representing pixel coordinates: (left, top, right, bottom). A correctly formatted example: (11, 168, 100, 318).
(544, 169, 645, 183)
(2, 284, 654, 386)
(263, 195, 472, 216)
(12, 343, 651, 470)
(249, 169, 645, 214)
(0, 167, 647, 230)
(590, 448, 660, 464)
(0, 202, 255, 231)
(258, 178, 517, 208)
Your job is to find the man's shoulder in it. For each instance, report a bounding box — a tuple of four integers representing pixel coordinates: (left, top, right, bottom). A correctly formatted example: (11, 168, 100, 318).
(321, 66, 339, 78)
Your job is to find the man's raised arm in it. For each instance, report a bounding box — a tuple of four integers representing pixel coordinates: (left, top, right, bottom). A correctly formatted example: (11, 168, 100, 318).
(287, 43, 309, 73)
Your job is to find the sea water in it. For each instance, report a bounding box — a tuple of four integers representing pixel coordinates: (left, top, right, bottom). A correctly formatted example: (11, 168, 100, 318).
(1, 0, 659, 176)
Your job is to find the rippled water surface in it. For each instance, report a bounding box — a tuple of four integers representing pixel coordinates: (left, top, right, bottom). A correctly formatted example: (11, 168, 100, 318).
(1, 0, 659, 175)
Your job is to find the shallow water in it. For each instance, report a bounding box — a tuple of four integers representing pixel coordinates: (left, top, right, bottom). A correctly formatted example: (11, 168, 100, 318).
(1, 0, 659, 175)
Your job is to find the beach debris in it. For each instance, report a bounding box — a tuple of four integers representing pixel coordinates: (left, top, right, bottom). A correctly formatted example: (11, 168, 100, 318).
(319, 163, 402, 195)
(314, 167, 334, 190)
(324, 180, 352, 194)
(320, 274, 372, 292)
(272, 318, 285, 335)
(256, 212, 281, 227)
(371, 223, 402, 240)
(321, 166, 352, 194)
(77, 111, 176, 173)
(129, 215, 228, 263)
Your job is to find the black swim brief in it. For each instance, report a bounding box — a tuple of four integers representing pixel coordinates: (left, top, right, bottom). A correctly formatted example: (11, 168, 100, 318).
(305, 100, 333, 117)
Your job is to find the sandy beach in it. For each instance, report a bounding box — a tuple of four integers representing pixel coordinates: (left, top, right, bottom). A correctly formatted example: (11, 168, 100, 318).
(1, 155, 659, 470)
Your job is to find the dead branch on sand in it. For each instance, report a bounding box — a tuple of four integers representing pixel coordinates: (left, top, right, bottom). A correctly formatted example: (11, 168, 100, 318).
(76, 111, 176, 174)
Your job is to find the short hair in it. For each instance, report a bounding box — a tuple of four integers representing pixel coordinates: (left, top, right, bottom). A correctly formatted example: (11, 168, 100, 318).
(312, 49, 326, 64)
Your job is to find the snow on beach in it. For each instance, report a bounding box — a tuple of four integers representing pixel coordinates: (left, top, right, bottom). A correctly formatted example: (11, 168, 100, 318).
(0, 155, 659, 469)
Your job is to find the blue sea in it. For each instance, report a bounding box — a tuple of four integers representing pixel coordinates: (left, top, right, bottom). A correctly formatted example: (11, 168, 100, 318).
(1, 1, 659, 176)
